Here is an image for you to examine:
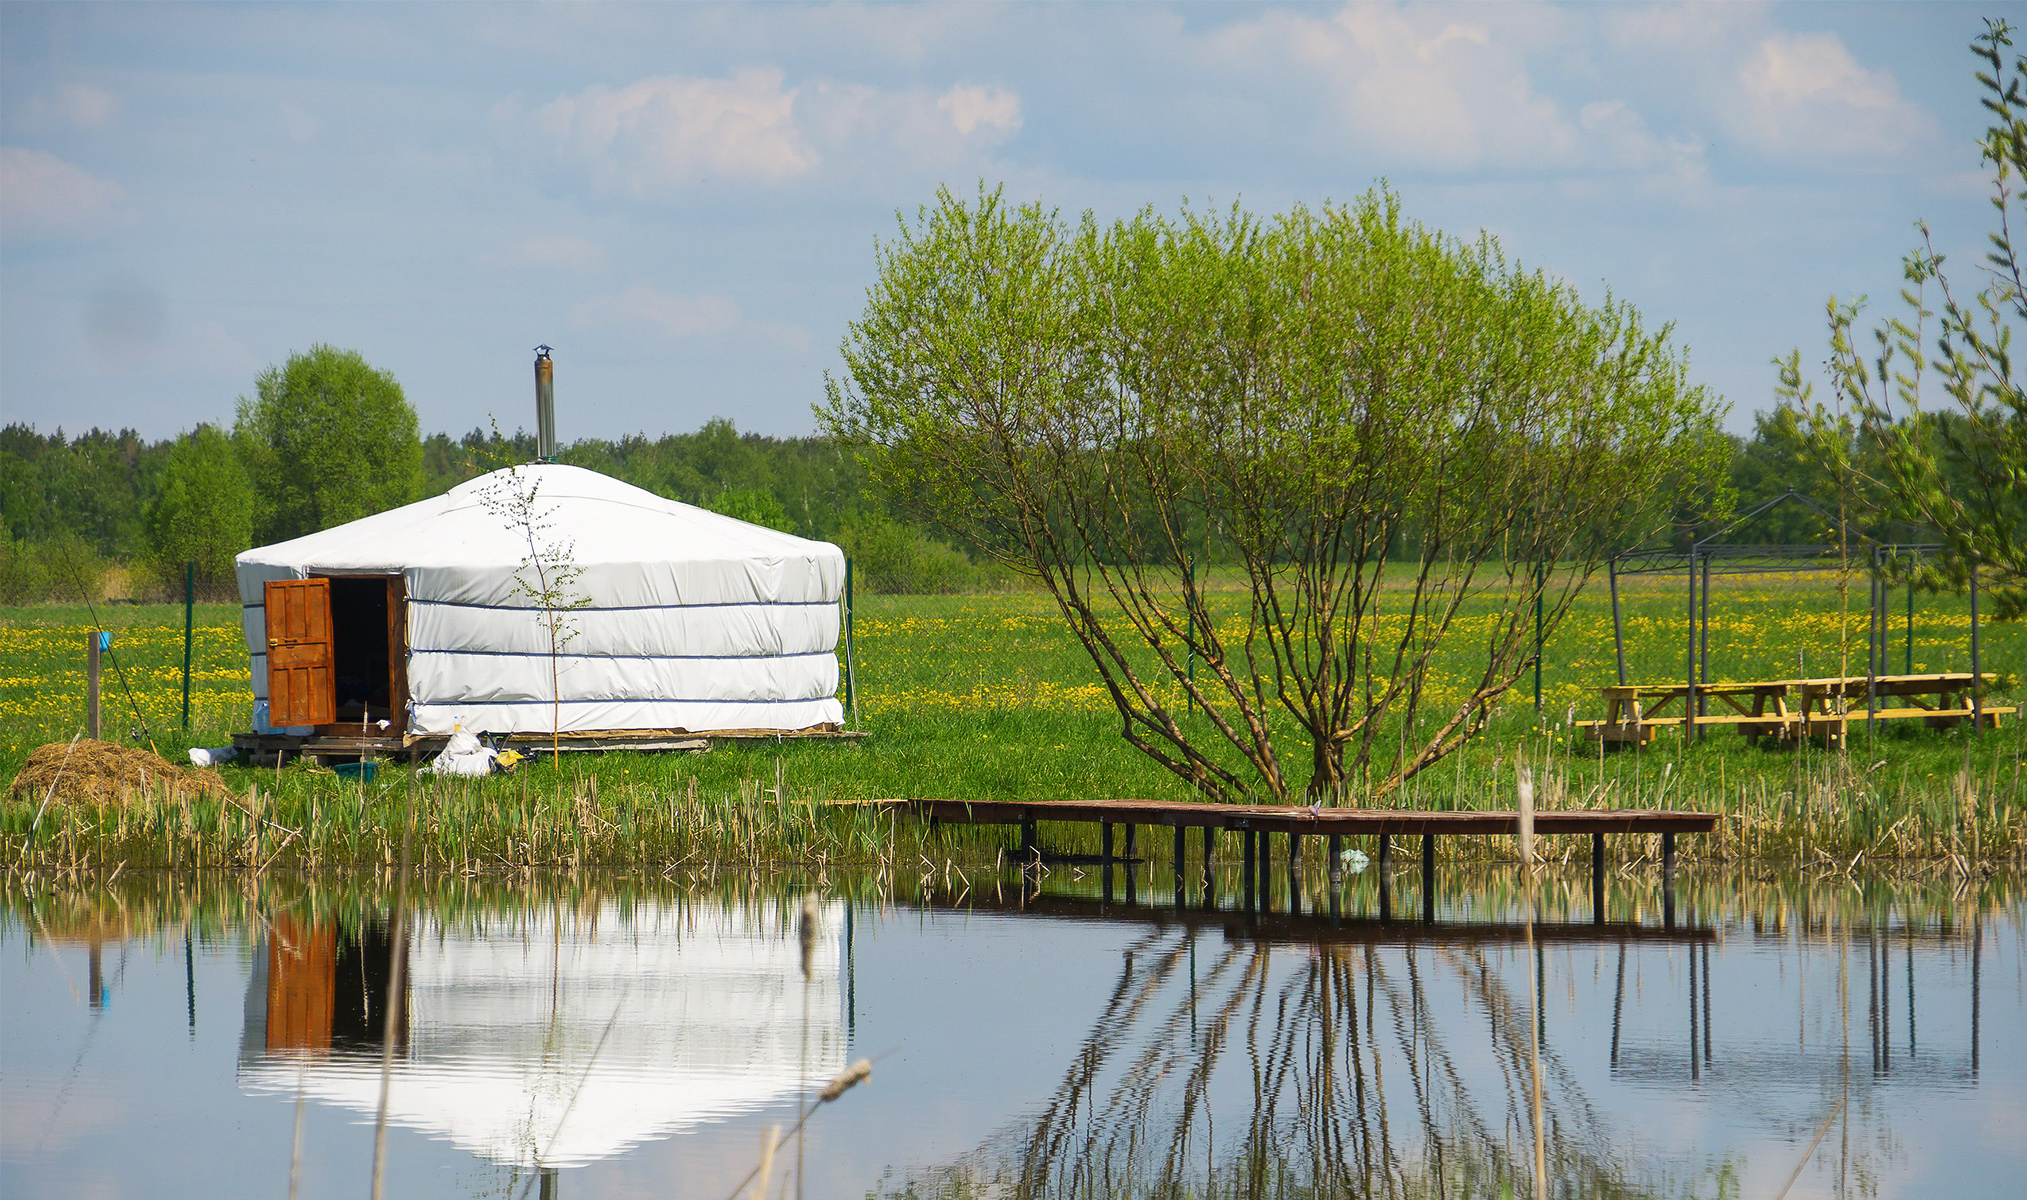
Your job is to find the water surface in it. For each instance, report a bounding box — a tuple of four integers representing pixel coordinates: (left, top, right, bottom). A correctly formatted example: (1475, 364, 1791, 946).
(3, 864, 2021, 1198)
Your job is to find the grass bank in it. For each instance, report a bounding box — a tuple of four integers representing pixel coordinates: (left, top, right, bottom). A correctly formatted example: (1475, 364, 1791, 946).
(2, 573, 2022, 868)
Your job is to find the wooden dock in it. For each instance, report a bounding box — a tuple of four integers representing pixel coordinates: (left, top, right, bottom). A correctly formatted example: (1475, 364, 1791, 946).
(945, 890, 1716, 945)
(856, 797, 1716, 920)
(855, 798, 1716, 932)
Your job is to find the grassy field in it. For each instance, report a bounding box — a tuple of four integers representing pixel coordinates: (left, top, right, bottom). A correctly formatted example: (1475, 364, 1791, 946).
(2, 569, 2022, 868)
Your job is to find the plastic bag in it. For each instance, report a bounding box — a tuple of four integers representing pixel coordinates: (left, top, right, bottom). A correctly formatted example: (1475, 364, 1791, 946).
(421, 727, 496, 777)
(188, 747, 237, 768)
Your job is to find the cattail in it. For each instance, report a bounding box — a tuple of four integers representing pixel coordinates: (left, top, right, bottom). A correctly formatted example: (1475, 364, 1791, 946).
(819, 1059, 872, 1103)
(1517, 763, 1536, 866)
(799, 894, 820, 979)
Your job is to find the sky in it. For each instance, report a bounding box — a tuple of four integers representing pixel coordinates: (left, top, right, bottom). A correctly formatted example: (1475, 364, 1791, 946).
(0, 1, 2015, 444)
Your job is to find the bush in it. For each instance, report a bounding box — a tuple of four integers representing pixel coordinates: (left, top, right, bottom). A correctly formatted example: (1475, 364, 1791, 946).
(831, 514, 1005, 594)
(0, 535, 110, 605)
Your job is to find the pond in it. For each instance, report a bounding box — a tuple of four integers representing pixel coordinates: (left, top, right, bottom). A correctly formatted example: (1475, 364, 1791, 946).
(2, 862, 2021, 1198)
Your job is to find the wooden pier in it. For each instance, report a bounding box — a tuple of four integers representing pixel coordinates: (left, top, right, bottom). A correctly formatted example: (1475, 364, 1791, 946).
(858, 797, 1717, 925)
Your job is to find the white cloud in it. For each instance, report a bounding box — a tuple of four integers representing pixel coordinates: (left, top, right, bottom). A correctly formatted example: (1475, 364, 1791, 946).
(279, 103, 322, 144)
(535, 68, 818, 192)
(1727, 32, 1932, 163)
(938, 85, 1022, 136)
(504, 234, 607, 273)
(20, 83, 121, 132)
(0, 147, 122, 237)
(1216, 4, 1591, 172)
(571, 283, 808, 352)
(525, 68, 1023, 196)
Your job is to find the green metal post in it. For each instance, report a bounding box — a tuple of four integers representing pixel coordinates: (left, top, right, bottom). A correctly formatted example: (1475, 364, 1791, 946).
(1905, 562, 1914, 675)
(843, 557, 858, 729)
(181, 561, 195, 731)
(1185, 554, 1195, 715)
(1533, 557, 1544, 713)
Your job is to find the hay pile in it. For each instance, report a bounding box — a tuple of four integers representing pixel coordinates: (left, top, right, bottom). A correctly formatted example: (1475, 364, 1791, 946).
(7, 739, 235, 809)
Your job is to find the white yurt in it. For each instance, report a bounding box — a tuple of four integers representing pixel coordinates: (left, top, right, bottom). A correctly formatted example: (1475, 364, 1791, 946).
(234, 463, 845, 738)
(237, 899, 849, 1170)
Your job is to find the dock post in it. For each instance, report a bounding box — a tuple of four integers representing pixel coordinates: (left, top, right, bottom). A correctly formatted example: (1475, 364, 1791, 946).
(1592, 832, 1606, 925)
(1021, 817, 1037, 864)
(1240, 828, 1255, 912)
(1421, 834, 1436, 922)
(1255, 832, 1270, 911)
(1287, 833, 1302, 913)
(1102, 822, 1114, 865)
(1377, 833, 1391, 877)
(1173, 824, 1186, 898)
(1327, 833, 1343, 886)
(1124, 823, 1137, 864)
(1202, 827, 1219, 910)
(1378, 868, 1392, 921)
(1662, 831, 1677, 929)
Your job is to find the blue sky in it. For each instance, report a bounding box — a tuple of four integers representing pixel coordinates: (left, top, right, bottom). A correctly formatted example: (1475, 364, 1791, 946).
(0, 1, 2012, 442)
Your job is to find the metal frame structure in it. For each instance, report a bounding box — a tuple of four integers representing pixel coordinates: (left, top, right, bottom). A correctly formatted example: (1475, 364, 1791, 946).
(1605, 490, 1983, 741)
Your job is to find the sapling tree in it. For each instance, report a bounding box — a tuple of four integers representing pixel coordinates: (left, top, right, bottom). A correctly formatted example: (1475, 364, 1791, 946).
(1781, 19, 2027, 617)
(822, 185, 1727, 804)
(480, 465, 589, 764)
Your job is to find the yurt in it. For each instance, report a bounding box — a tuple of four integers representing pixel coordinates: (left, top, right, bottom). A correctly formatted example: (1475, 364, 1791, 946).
(234, 463, 845, 741)
(237, 899, 848, 1170)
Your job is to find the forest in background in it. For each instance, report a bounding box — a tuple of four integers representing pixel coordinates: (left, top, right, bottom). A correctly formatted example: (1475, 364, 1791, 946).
(0, 412, 1001, 602)
(0, 405, 1866, 605)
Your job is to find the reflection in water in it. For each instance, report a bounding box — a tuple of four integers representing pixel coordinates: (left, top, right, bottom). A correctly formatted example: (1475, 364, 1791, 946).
(237, 899, 846, 1171)
(1, 868, 2018, 1198)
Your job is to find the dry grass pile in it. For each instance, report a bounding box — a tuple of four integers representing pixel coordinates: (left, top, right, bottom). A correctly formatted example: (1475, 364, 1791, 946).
(6, 738, 234, 808)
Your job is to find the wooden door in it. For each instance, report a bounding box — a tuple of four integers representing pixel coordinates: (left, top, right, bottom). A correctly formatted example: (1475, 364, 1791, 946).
(266, 578, 335, 726)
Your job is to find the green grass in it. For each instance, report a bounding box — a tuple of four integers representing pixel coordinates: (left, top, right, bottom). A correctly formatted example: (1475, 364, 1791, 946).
(2, 570, 2023, 868)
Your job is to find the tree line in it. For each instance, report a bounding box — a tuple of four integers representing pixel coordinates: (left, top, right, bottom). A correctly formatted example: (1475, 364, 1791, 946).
(0, 363, 1913, 608)
(0, 345, 993, 604)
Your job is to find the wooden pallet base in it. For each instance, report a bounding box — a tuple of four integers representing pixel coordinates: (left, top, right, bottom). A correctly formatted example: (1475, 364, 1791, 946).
(231, 724, 866, 766)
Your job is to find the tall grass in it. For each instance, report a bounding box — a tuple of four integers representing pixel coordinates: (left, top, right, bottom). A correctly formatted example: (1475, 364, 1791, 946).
(2, 572, 2022, 869)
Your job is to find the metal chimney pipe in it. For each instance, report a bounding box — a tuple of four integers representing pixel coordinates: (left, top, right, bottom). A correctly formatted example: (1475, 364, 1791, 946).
(534, 345, 556, 460)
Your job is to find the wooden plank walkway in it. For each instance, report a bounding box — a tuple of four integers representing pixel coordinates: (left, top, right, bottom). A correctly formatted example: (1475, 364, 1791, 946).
(857, 797, 1717, 836)
(852, 798, 1716, 895)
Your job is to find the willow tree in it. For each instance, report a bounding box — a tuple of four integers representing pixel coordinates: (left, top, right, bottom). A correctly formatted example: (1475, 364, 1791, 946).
(822, 187, 1726, 803)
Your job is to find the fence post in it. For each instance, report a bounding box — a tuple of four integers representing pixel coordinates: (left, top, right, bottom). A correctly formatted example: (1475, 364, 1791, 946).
(1970, 560, 1982, 733)
(1185, 553, 1196, 715)
(86, 631, 104, 740)
(1533, 557, 1544, 713)
(182, 561, 196, 732)
(1685, 553, 1698, 744)
(1608, 554, 1627, 686)
(843, 557, 858, 730)
(1905, 556, 1914, 675)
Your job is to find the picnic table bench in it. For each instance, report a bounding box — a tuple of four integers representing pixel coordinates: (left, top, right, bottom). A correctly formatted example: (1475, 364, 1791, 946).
(1791, 673, 2013, 745)
(1577, 673, 2010, 746)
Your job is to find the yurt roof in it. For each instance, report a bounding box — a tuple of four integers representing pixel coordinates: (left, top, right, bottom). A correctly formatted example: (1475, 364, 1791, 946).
(237, 463, 837, 575)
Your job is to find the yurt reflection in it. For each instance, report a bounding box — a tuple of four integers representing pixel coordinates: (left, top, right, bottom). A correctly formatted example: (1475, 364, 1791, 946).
(239, 899, 846, 1170)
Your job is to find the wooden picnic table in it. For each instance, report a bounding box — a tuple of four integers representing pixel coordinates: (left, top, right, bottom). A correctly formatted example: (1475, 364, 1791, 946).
(1582, 680, 1797, 745)
(1578, 673, 2009, 746)
(1791, 672, 2011, 744)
